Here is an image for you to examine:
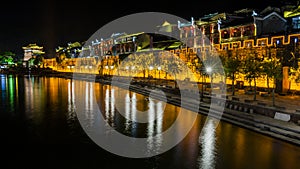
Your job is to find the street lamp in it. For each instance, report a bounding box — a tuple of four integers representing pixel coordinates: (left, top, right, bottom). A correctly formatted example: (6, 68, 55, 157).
(158, 66, 161, 79)
(125, 66, 130, 77)
(200, 66, 212, 102)
(206, 66, 212, 74)
(149, 65, 154, 78)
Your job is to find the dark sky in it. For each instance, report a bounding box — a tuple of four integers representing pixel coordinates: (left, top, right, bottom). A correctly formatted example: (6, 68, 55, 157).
(0, 0, 288, 58)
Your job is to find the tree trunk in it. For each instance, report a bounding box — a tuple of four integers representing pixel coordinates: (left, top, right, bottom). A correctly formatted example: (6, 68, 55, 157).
(174, 74, 177, 88)
(232, 73, 235, 96)
(267, 76, 270, 93)
(253, 78, 257, 101)
(272, 80, 276, 107)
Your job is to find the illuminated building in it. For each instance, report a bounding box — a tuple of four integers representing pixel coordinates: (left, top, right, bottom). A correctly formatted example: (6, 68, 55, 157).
(22, 43, 45, 67)
(44, 3, 300, 92)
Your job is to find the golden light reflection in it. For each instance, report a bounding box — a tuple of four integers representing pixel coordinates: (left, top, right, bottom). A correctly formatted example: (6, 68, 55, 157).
(125, 92, 131, 130)
(67, 80, 76, 122)
(110, 88, 115, 123)
(105, 88, 109, 120)
(131, 93, 137, 123)
(146, 98, 164, 154)
(15, 76, 18, 102)
(198, 118, 217, 169)
(84, 82, 94, 127)
(147, 98, 155, 151)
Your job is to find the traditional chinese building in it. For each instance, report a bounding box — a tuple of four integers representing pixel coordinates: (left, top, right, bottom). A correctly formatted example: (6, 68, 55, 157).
(22, 43, 45, 67)
(46, 2, 300, 92)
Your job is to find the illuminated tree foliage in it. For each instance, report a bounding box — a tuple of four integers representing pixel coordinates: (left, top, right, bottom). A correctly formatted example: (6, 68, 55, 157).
(0, 51, 16, 65)
(223, 50, 242, 96)
(261, 52, 282, 106)
(242, 50, 263, 101)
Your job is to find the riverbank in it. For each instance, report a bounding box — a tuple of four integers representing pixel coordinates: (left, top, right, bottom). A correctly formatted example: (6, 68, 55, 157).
(2, 69, 300, 146)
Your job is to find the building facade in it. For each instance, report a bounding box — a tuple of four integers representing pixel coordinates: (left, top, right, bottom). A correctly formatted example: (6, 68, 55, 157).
(43, 3, 300, 92)
(22, 43, 45, 67)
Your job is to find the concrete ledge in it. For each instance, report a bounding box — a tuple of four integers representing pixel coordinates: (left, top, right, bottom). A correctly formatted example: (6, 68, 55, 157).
(275, 106, 286, 110)
(244, 99, 254, 103)
(291, 113, 300, 123)
(232, 97, 240, 101)
(257, 102, 267, 106)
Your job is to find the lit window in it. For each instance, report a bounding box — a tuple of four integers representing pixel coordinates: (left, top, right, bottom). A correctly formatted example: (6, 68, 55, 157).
(292, 17, 300, 29)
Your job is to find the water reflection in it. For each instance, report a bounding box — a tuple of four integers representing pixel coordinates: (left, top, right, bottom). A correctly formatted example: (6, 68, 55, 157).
(198, 118, 217, 169)
(67, 80, 76, 129)
(125, 92, 131, 131)
(84, 82, 95, 128)
(104, 87, 115, 127)
(1, 75, 300, 169)
(146, 98, 164, 155)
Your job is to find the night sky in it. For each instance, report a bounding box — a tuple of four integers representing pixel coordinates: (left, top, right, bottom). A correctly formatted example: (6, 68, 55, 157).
(0, 0, 287, 58)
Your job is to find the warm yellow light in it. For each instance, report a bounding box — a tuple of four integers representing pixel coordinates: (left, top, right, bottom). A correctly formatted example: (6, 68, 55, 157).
(206, 67, 212, 73)
(254, 24, 257, 37)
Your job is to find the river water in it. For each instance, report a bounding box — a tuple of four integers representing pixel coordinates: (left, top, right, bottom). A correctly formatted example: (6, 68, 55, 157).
(0, 74, 299, 169)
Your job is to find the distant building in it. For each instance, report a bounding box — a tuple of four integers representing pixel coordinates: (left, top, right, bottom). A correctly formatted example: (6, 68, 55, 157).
(22, 43, 45, 67)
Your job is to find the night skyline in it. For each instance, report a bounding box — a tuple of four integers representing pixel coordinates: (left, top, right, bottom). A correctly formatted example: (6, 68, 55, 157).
(0, 0, 288, 57)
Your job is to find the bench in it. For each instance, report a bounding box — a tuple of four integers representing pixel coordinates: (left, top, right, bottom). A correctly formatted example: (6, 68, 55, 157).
(274, 112, 290, 122)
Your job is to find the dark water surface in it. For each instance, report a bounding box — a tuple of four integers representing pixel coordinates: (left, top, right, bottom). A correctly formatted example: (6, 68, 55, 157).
(0, 74, 299, 169)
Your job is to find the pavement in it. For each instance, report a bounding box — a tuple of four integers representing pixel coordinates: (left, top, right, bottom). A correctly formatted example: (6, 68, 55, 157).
(226, 89, 300, 113)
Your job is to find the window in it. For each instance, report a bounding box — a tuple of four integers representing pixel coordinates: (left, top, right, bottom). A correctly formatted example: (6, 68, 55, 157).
(222, 30, 230, 39)
(292, 17, 300, 29)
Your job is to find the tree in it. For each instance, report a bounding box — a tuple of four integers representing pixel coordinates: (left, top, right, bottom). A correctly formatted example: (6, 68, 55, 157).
(135, 52, 155, 78)
(223, 50, 241, 96)
(0, 51, 16, 65)
(32, 51, 45, 67)
(56, 47, 67, 65)
(290, 66, 300, 88)
(242, 51, 262, 101)
(192, 57, 210, 100)
(261, 53, 282, 106)
(164, 56, 183, 88)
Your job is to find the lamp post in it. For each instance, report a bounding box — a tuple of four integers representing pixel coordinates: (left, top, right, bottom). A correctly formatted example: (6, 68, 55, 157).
(157, 66, 162, 86)
(149, 65, 154, 78)
(125, 66, 129, 77)
(158, 66, 161, 79)
(200, 66, 212, 102)
(149, 65, 153, 85)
